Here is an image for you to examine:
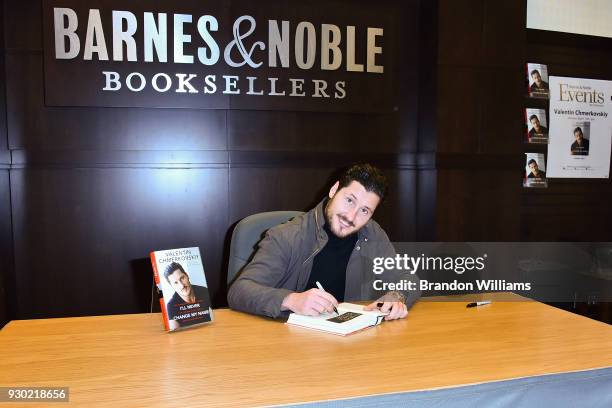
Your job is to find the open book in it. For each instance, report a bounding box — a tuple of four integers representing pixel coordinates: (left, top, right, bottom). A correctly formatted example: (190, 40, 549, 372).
(286, 303, 387, 336)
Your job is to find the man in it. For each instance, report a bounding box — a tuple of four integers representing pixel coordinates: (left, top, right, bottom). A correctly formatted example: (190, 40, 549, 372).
(527, 159, 546, 179)
(570, 127, 590, 155)
(164, 262, 211, 329)
(528, 114, 548, 140)
(530, 69, 549, 94)
(228, 164, 420, 321)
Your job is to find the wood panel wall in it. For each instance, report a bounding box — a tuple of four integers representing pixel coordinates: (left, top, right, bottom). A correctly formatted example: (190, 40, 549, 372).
(432, 0, 611, 322)
(2, 0, 429, 321)
(434, 0, 525, 241)
(434, 0, 612, 243)
(3, 0, 610, 325)
(523, 30, 612, 241)
(1, 0, 13, 327)
(524, 30, 612, 323)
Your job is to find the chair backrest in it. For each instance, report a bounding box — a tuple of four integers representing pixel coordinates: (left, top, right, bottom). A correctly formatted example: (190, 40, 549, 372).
(227, 211, 304, 285)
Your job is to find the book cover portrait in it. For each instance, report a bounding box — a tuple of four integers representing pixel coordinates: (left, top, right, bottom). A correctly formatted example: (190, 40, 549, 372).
(150, 247, 213, 331)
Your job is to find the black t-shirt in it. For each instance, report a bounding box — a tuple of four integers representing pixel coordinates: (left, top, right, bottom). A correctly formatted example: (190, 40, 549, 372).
(528, 170, 546, 179)
(530, 81, 549, 92)
(306, 221, 358, 302)
(529, 126, 548, 137)
(166, 285, 211, 326)
(571, 139, 590, 155)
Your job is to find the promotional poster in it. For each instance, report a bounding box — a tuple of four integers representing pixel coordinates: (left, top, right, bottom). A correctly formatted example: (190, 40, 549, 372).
(547, 76, 612, 178)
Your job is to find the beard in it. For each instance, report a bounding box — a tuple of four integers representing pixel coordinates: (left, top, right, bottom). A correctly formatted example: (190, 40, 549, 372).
(324, 199, 356, 238)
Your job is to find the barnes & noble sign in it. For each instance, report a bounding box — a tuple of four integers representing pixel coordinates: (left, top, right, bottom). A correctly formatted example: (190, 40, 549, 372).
(42, 0, 403, 112)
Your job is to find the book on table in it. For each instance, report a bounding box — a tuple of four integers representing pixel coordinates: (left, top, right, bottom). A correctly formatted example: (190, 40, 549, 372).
(287, 302, 388, 336)
(150, 247, 214, 332)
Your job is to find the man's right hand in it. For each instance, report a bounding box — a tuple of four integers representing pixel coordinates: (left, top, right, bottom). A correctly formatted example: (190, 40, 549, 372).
(281, 289, 339, 316)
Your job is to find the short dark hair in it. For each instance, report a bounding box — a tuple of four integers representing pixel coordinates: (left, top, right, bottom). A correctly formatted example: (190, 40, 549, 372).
(573, 127, 583, 135)
(529, 114, 539, 122)
(530, 69, 540, 77)
(164, 262, 186, 283)
(528, 159, 537, 166)
(338, 163, 388, 201)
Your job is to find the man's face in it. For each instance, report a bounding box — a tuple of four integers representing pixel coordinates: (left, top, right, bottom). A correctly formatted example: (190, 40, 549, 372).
(532, 72, 542, 86)
(529, 162, 539, 174)
(574, 130, 583, 143)
(168, 269, 192, 298)
(531, 117, 541, 131)
(325, 180, 381, 238)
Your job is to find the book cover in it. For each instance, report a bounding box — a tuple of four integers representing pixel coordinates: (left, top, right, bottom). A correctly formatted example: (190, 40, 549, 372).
(527, 63, 550, 99)
(525, 108, 549, 144)
(523, 153, 548, 188)
(150, 247, 213, 332)
(569, 121, 591, 156)
(286, 303, 387, 336)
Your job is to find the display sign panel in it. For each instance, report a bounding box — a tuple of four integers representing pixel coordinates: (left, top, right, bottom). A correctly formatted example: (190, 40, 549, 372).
(548, 76, 612, 178)
(42, 0, 407, 112)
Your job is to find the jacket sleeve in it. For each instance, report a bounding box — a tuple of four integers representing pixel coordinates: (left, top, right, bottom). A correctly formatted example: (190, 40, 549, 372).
(227, 229, 294, 318)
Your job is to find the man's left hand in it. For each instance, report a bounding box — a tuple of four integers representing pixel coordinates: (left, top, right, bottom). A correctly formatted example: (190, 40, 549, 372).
(364, 301, 408, 320)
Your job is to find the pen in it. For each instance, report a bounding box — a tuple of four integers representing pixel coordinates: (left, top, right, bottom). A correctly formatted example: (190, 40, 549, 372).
(315, 281, 339, 315)
(466, 301, 491, 308)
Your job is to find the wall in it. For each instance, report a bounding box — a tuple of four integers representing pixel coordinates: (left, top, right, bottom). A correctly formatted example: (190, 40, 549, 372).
(524, 29, 612, 322)
(2, 0, 430, 320)
(433, 0, 611, 322)
(1, 0, 13, 327)
(523, 30, 612, 241)
(6, 0, 609, 324)
(435, 0, 525, 241)
(434, 0, 612, 243)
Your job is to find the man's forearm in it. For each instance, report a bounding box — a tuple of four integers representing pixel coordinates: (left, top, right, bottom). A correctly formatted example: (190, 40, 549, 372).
(228, 278, 293, 318)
